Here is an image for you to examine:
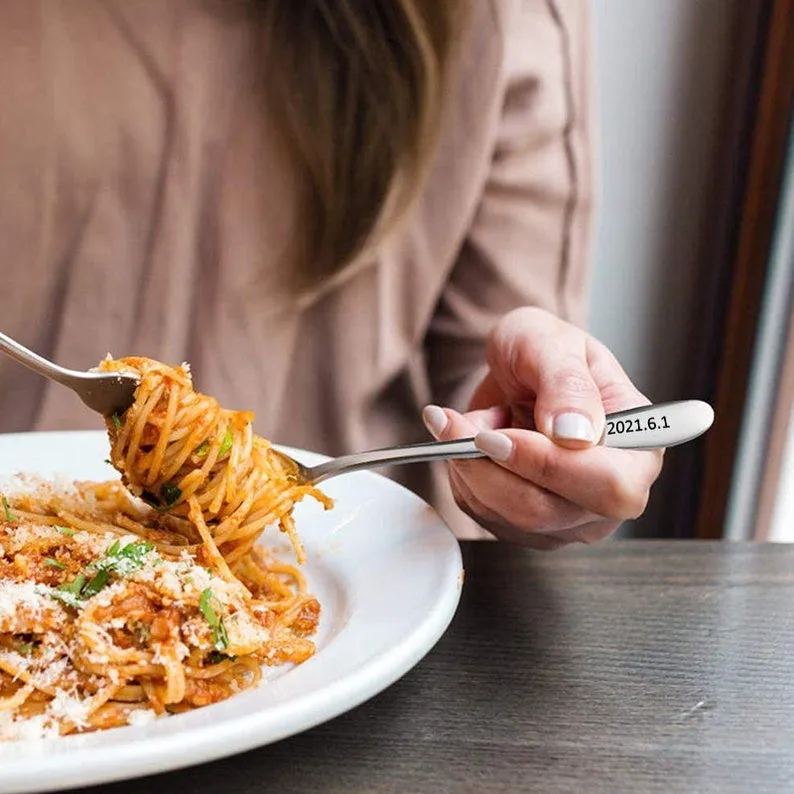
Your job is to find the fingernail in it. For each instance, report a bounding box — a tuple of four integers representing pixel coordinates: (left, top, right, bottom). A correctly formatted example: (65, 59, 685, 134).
(553, 412, 595, 443)
(475, 431, 513, 462)
(422, 405, 448, 440)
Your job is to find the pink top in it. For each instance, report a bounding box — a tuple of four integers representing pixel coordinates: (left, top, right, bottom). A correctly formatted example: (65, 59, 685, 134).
(0, 0, 595, 538)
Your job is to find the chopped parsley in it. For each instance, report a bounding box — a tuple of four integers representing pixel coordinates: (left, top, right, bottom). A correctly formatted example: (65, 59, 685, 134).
(141, 486, 181, 511)
(206, 650, 236, 665)
(50, 591, 82, 609)
(46, 541, 157, 608)
(141, 491, 162, 510)
(194, 431, 232, 458)
(161, 484, 182, 507)
(89, 540, 155, 576)
(81, 569, 110, 598)
(2, 496, 17, 523)
(44, 558, 65, 570)
(199, 588, 229, 650)
(219, 430, 233, 457)
(17, 642, 34, 657)
(111, 413, 122, 430)
(49, 575, 87, 609)
(59, 574, 87, 595)
(54, 525, 75, 537)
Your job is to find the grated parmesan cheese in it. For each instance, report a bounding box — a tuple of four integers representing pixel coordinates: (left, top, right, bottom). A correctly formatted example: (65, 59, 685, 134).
(126, 708, 158, 727)
(0, 580, 62, 632)
(46, 690, 91, 729)
(0, 711, 59, 741)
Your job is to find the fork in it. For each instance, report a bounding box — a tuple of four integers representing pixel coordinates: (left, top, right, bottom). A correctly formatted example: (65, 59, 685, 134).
(0, 330, 714, 484)
(273, 399, 714, 485)
(0, 331, 138, 417)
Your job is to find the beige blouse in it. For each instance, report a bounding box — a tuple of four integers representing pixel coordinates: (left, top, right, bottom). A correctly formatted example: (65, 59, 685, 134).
(0, 0, 595, 538)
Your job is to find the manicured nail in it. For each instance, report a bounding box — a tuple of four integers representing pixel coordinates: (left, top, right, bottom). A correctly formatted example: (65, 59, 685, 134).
(422, 405, 448, 439)
(552, 412, 595, 444)
(475, 431, 513, 462)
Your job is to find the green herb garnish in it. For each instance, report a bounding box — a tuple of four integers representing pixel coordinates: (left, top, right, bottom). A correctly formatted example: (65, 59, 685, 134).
(60, 574, 87, 595)
(206, 650, 236, 665)
(47, 539, 157, 609)
(194, 441, 210, 457)
(141, 487, 181, 511)
(219, 430, 233, 457)
(44, 558, 65, 570)
(49, 575, 87, 609)
(140, 491, 161, 510)
(199, 588, 229, 650)
(111, 413, 122, 430)
(82, 569, 110, 598)
(50, 591, 81, 609)
(90, 540, 155, 576)
(54, 525, 75, 537)
(161, 484, 182, 507)
(17, 642, 34, 656)
(216, 620, 229, 650)
(2, 496, 17, 523)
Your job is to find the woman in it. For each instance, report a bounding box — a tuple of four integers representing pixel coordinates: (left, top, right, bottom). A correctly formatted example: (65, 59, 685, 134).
(0, 0, 661, 547)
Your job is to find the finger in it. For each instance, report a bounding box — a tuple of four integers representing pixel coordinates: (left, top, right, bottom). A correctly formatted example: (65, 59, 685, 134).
(449, 469, 573, 550)
(422, 405, 509, 439)
(468, 372, 506, 412)
(486, 308, 604, 449)
(466, 374, 537, 430)
(473, 427, 663, 521)
(450, 455, 599, 534)
(427, 407, 600, 531)
(586, 336, 651, 415)
(549, 518, 622, 546)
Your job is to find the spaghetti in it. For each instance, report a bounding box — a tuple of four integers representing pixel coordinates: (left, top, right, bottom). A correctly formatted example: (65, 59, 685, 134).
(0, 356, 332, 740)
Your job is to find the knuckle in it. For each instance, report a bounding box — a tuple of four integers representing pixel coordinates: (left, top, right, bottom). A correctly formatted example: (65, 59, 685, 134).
(549, 364, 598, 400)
(598, 381, 638, 411)
(603, 470, 649, 520)
(487, 307, 553, 367)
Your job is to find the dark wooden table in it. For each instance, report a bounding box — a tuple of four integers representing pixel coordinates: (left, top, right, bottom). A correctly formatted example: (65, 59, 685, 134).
(72, 541, 794, 794)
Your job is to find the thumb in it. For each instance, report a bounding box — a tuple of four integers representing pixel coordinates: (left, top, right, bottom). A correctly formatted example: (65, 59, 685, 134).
(487, 309, 605, 449)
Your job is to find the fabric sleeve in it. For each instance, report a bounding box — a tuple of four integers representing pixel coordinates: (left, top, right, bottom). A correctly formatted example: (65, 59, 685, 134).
(425, 0, 597, 411)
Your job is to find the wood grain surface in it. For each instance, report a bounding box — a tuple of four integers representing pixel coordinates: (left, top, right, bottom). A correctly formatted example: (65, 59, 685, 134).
(69, 541, 794, 794)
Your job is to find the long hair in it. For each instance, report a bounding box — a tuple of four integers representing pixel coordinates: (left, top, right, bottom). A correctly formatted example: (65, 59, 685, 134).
(258, 0, 470, 287)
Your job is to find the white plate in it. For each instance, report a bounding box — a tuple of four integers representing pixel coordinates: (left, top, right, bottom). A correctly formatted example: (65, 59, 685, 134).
(0, 431, 463, 794)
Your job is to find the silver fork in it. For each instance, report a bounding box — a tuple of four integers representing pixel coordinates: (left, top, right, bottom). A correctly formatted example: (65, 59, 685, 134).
(0, 330, 714, 483)
(0, 331, 138, 417)
(275, 397, 714, 485)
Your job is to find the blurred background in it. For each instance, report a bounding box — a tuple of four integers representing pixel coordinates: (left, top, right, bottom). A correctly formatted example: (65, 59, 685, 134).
(589, 0, 794, 540)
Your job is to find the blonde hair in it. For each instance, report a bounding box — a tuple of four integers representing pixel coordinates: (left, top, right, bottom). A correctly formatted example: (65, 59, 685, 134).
(258, 0, 469, 287)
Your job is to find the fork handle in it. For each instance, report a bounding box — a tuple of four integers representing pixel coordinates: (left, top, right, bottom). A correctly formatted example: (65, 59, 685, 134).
(306, 400, 714, 484)
(0, 331, 81, 386)
(307, 438, 482, 483)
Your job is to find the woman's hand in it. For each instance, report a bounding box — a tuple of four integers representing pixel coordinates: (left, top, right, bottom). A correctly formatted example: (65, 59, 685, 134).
(422, 307, 664, 549)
